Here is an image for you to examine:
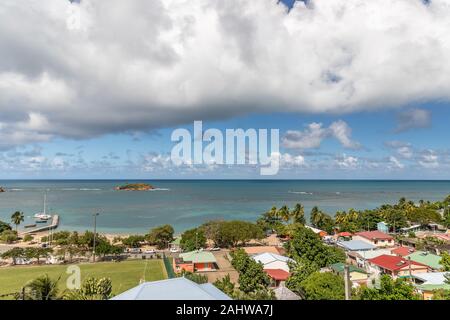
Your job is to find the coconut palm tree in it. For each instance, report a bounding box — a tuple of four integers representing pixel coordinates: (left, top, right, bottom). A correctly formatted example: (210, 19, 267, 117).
(310, 206, 321, 227)
(24, 274, 60, 300)
(277, 206, 290, 222)
(291, 203, 305, 224)
(11, 211, 24, 232)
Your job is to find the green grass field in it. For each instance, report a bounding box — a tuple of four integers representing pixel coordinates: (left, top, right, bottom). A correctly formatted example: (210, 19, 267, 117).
(0, 259, 167, 299)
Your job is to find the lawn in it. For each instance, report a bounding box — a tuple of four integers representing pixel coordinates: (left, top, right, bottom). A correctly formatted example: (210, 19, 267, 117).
(0, 259, 167, 299)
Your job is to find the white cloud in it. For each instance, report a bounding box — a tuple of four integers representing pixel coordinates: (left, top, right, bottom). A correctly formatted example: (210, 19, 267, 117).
(418, 150, 439, 168)
(385, 141, 414, 159)
(0, 0, 450, 147)
(335, 154, 359, 169)
(395, 108, 431, 132)
(282, 120, 360, 150)
(388, 156, 405, 169)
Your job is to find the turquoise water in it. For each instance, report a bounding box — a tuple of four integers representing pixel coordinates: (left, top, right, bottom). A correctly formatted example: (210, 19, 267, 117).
(0, 180, 449, 234)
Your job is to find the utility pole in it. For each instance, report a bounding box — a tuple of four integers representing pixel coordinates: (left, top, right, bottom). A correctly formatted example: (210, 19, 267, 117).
(408, 256, 412, 280)
(344, 265, 351, 301)
(92, 213, 99, 263)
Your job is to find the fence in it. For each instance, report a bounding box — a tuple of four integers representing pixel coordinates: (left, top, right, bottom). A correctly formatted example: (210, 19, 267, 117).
(163, 254, 176, 279)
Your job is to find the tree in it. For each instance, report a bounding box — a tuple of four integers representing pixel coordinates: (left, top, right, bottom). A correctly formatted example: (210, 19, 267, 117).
(1, 247, 25, 265)
(356, 275, 421, 300)
(214, 275, 236, 298)
(285, 225, 345, 268)
(200, 221, 264, 248)
(0, 220, 12, 233)
(285, 259, 319, 297)
(10, 211, 24, 232)
(256, 207, 283, 233)
(300, 272, 345, 300)
(24, 274, 60, 300)
(440, 252, 450, 271)
(0, 230, 18, 244)
(291, 203, 306, 225)
(180, 228, 206, 251)
(383, 209, 408, 232)
(146, 225, 174, 249)
(277, 206, 290, 222)
(357, 210, 383, 231)
(230, 249, 271, 293)
(180, 270, 208, 284)
(121, 235, 145, 248)
(432, 289, 450, 300)
(310, 207, 335, 234)
(64, 277, 112, 300)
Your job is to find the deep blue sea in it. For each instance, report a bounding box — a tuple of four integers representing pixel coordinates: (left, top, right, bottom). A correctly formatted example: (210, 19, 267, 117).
(0, 180, 449, 234)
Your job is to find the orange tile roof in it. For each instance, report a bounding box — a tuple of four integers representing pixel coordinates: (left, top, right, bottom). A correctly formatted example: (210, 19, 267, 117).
(243, 246, 281, 255)
(264, 269, 290, 281)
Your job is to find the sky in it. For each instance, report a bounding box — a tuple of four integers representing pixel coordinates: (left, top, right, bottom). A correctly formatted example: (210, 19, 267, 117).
(0, 0, 449, 179)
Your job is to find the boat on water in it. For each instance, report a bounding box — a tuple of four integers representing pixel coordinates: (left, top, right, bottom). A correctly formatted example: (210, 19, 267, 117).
(25, 224, 37, 228)
(33, 193, 52, 221)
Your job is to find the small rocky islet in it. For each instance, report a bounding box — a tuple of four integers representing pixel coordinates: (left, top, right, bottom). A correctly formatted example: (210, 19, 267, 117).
(114, 183, 155, 191)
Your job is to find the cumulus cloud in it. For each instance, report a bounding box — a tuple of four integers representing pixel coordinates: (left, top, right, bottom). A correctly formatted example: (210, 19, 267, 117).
(282, 120, 360, 149)
(335, 154, 359, 169)
(395, 108, 432, 133)
(385, 141, 414, 159)
(418, 150, 439, 168)
(1, 0, 450, 148)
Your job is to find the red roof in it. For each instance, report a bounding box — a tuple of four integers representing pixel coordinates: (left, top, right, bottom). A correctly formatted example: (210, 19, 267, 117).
(264, 269, 290, 281)
(391, 246, 414, 257)
(355, 230, 393, 241)
(338, 232, 352, 237)
(369, 255, 427, 271)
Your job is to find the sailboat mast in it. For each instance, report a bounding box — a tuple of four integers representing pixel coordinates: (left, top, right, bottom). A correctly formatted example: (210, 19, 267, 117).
(44, 193, 47, 215)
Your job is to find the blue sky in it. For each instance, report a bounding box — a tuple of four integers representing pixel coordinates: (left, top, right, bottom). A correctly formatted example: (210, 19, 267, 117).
(0, 0, 449, 179)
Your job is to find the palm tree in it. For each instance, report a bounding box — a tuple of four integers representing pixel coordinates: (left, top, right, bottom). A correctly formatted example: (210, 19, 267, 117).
(291, 203, 305, 224)
(11, 211, 24, 232)
(24, 274, 60, 300)
(310, 206, 321, 227)
(277, 206, 290, 222)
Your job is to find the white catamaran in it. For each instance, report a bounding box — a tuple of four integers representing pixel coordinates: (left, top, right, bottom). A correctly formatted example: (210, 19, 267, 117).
(34, 193, 52, 221)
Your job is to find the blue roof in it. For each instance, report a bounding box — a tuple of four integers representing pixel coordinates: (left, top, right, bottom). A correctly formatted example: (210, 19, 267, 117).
(337, 240, 376, 251)
(111, 277, 232, 300)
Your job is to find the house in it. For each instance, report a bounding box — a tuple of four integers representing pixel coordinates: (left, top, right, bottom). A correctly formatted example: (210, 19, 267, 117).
(264, 269, 291, 287)
(173, 250, 218, 273)
(243, 246, 281, 256)
(353, 231, 394, 248)
(336, 232, 352, 240)
(347, 248, 394, 269)
(170, 238, 181, 252)
(368, 255, 429, 278)
(337, 240, 376, 252)
(377, 222, 389, 234)
(305, 225, 328, 237)
(330, 262, 369, 286)
(405, 251, 443, 271)
(399, 224, 421, 234)
(412, 272, 450, 300)
(111, 277, 231, 300)
(252, 252, 294, 272)
(390, 246, 415, 257)
(273, 285, 300, 300)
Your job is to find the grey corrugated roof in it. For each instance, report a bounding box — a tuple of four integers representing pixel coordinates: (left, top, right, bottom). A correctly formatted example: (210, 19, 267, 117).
(337, 240, 376, 251)
(111, 277, 231, 300)
(274, 286, 300, 300)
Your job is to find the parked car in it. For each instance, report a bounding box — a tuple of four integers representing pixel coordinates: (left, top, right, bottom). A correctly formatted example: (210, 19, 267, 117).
(170, 247, 180, 253)
(144, 249, 156, 254)
(208, 247, 220, 251)
(128, 248, 142, 254)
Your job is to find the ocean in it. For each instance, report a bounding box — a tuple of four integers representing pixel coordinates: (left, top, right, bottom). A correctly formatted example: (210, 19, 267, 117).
(0, 180, 449, 234)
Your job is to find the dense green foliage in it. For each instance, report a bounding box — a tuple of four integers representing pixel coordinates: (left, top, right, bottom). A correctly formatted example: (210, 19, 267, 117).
(440, 252, 450, 271)
(146, 224, 174, 249)
(285, 225, 345, 268)
(230, 249, 271, 294)
(0, 220, 12, 233)
(64, 277, 113, 300)
(356, 275, 421, 300)
(300, 272, 345, 300)
(0, 230, 18, 244)
(121, 235, 145, 248)
(180, 228, 207, 251)
(200, 221, 264, 248)
(23, 274, 60, 300)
